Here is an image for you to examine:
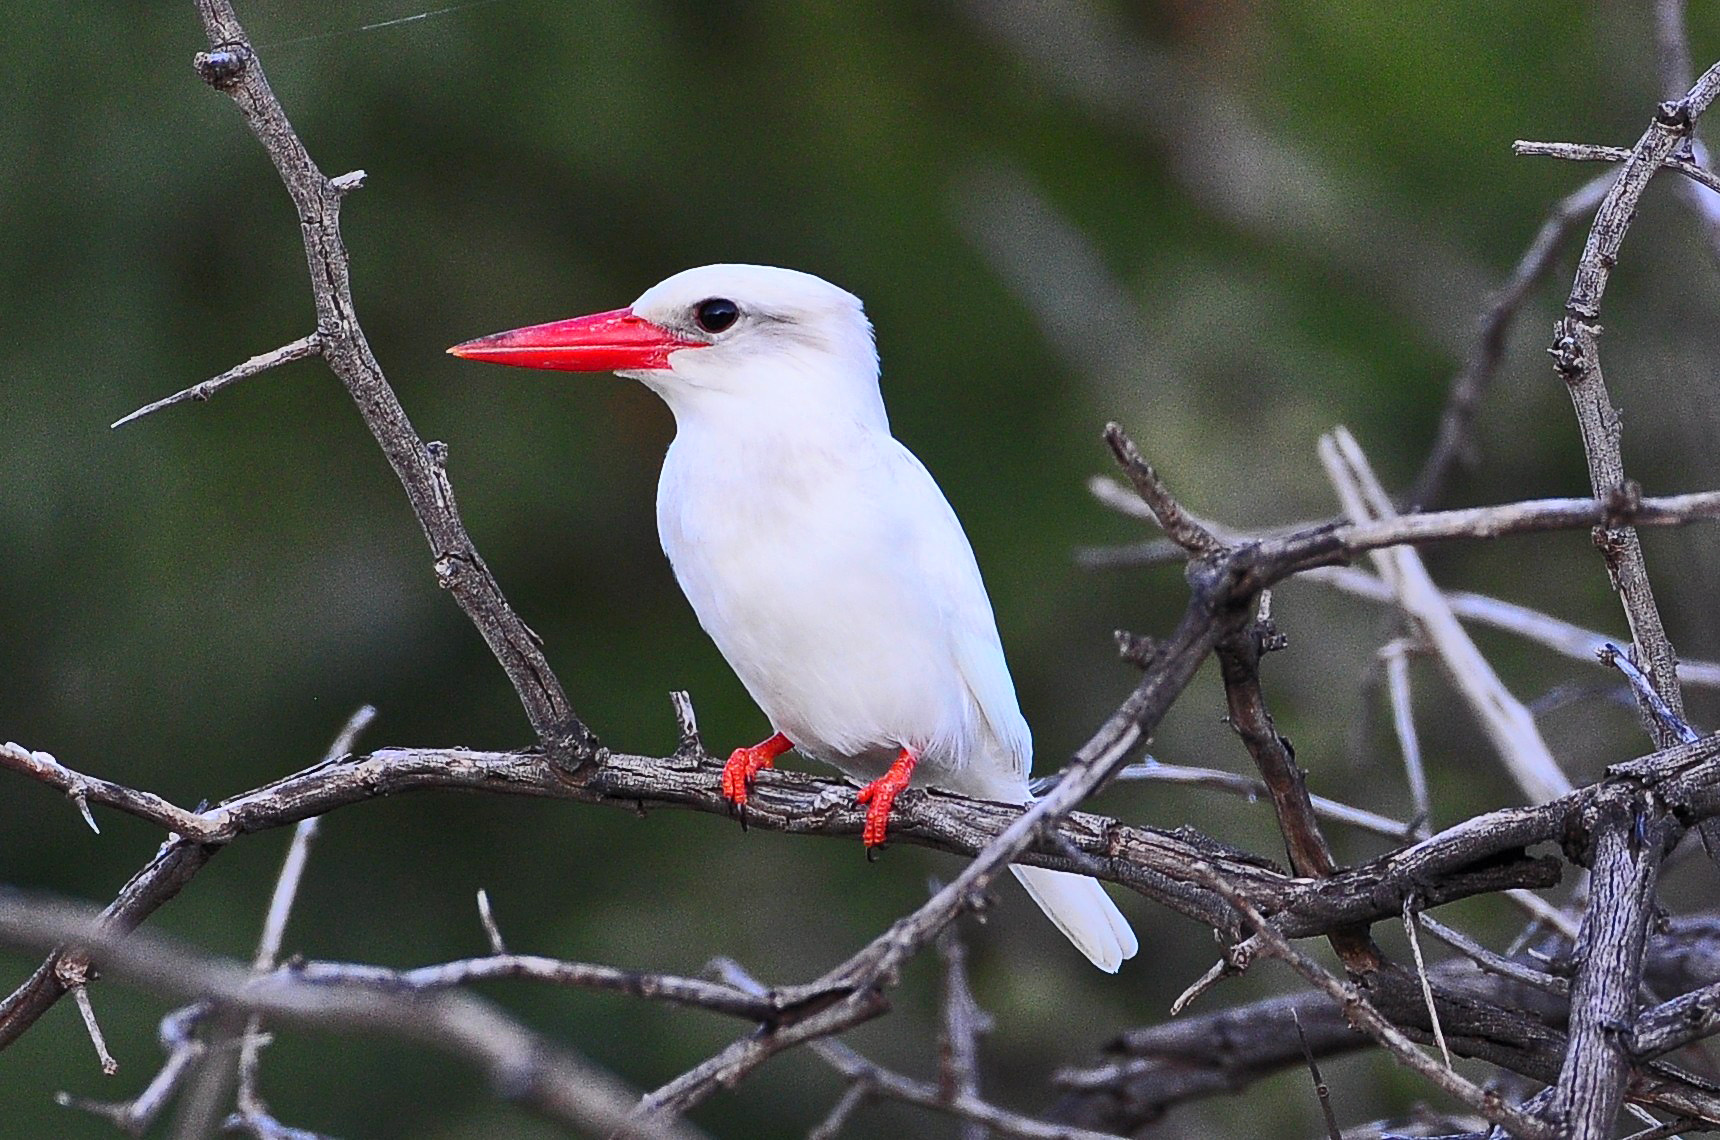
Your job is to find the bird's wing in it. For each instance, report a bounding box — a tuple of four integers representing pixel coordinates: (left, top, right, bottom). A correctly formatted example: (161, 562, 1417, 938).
(885, 437, 1034, 790)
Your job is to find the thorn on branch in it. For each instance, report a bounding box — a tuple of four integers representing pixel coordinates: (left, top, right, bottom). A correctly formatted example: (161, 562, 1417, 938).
(71, 984, 118, 1076)
(112, 334, 322, 429)
(1598, 643, 1701, 745)
(476, 890, 508, 956)
(668, 692, 707, 767)
(72, 790, 100, 835)
(330, 170, 367, 195)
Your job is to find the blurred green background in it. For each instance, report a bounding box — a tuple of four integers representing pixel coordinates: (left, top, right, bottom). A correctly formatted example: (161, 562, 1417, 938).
(5, 2, 1720, 1136)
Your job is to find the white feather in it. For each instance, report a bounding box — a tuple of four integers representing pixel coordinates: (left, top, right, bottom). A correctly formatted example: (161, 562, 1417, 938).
(631, 265, 1136, 971)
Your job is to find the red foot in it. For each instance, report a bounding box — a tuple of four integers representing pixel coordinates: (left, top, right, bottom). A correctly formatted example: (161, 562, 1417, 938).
(721, 733, 793, 807)
(855, 748, 918, 847)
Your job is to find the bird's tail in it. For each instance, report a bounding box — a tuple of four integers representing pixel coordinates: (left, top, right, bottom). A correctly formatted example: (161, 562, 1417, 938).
(1009, 864, 1138, 973)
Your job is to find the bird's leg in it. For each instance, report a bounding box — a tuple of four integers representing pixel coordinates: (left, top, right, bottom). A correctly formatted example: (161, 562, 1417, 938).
(720, 732, 794, 807)
(855, 747, 918, 848)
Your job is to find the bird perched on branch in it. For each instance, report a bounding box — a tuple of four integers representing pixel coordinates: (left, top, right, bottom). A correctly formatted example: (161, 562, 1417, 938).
(449, 264, 1137, 971)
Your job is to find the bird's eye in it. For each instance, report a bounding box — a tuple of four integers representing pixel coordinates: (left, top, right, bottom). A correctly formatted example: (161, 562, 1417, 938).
(694, 298, 739, 334)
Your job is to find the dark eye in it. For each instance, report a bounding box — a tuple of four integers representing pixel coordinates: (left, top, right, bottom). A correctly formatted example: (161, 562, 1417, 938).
(694, 297, 739, 334)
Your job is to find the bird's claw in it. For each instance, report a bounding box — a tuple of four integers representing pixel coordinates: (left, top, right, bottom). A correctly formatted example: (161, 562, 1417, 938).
(855, 747, 918, 849)
(720, 733, 794, 817)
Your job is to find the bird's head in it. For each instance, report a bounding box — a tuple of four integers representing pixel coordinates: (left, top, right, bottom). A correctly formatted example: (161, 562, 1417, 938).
(449, 264, 883, 424)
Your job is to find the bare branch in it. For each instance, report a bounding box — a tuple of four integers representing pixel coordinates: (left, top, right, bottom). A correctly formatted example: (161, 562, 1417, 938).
(1190, 862, 1554, 1140)
(716, 960, 1119, 1140)
(3, 721, 1590, 1051)
(1633, 980, 1720, 1060)
(1409, 173, 1613, 509)
(1101, 423, 1222, 556)
(1382, 640, 1434, 838)
(1541, 61, 1720, 761)
(1533, 54, 1720, 1138)
(111, 334, 321, 429)
(1319, 428, 1571, 804)
(1512, 141, 1720, 195)
(0, 891, 702, 1140)
(1104, 760, 1413, 840)
(186, 0, 589, 760)
(475, 890, 507, 956)
(1402, 897, 1452, 1070)
(71, 984, 117, 1076)
(1601, 645, 1702, 745)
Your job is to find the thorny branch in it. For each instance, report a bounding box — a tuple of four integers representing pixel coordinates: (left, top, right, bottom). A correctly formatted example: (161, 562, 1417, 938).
(0, 892, 701, 1140)
(1055, 43, 1720, 1140)
(4, 2, 1720, 1137)
(188, 0, 589, 763)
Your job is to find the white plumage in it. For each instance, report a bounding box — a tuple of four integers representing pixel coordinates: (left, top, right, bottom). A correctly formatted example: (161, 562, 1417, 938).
(452, 264, 1137, 971)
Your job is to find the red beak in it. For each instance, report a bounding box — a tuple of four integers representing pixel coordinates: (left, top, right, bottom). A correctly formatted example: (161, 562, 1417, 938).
(446, 308, 702, 372)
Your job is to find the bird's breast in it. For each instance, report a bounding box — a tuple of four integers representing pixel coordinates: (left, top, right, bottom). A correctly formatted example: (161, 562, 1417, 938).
(656, 429, 974, 775)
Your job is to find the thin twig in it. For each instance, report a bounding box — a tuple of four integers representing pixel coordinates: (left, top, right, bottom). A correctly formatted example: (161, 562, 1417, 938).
(1409, 173, 1614, 509)
(1382, 640, 1434, 838)
(111, 334, 321, 429)
(1402, 897, 1452, 1070)
(1292, 1009, 1342, 1140)
(1190, 862, 1553, 1140)
(285, 957, 786, 1022)
(476, 890, 508, 956)
(71, 984, 118, 1076)
(1103, 760, 1413, 840)
(1320, 428, 1571, 805)
(1416, 913, 1568, 998)
(1600, 644, 1702, 745)
(1, 891, 702, 1140)
(1512, 140, 1720, 194)
(1101, 423, 1222, 556)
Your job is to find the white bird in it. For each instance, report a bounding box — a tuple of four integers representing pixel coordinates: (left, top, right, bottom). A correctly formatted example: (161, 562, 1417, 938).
(449, 264, 1138, 971)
